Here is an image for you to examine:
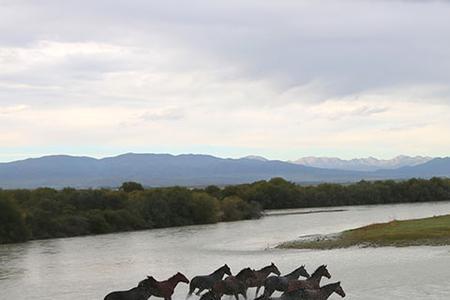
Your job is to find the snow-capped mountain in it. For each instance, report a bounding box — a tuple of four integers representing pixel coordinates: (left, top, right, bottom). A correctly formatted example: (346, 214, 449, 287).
(242, 155, 269, 161)
(292, 155, 433, 171)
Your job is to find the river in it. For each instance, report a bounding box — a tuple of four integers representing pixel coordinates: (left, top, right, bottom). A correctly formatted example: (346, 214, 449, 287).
(1, 201, 450, 299)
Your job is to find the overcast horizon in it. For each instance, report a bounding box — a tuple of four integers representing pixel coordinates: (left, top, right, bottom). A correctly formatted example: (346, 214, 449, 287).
(1, 0, 450, 162)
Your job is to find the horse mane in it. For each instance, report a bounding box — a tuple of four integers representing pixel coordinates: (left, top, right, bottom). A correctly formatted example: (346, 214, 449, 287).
(319, 281, 342, 297)
(311, 265, 326, 278)
(321, 282, 340, 291)
(169, 272, 185, 281)
(287, 265, 304, 276)
(236, 268, 251, 279)
(140, 276, 158, 288)
(212, 265, 228, 275)
(258, 264, 273, 272)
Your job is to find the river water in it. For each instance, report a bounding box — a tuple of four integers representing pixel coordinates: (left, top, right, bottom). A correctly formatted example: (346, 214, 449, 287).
(1, 201, 450, 300)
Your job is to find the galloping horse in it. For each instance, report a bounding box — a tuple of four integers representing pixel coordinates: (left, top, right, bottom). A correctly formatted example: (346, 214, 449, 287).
(287, 265, 331, 292)
(148, 272, 189, 300)
(211, 267, 256, 300)
(246, 262, 281, 297)
(187, 264, 232, 297)
(301, 282, 346, 300)
(264, 281, 345, 300)
(259, 265, 310, 298)
(104, 277, 155, 300)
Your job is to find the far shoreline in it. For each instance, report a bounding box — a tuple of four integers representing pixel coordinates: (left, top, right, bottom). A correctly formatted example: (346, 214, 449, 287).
(277, 214, 450, 250)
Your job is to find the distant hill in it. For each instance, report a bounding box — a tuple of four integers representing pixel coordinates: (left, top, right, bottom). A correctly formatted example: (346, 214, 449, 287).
(374, 157, 450, 178)
(292, 155, 433, 171)
(0, 153, 359, 188)
(0, 153, 448, 189)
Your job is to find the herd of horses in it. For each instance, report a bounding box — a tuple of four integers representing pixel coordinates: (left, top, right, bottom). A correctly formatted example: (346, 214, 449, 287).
(104, 263, 346, 300)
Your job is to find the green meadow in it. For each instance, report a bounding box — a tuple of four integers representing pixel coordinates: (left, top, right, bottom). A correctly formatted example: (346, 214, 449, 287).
(279, 214, 450, 249)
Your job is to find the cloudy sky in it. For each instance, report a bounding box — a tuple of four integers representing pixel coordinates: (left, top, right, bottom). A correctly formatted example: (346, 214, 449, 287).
(1, 0, 450, 162)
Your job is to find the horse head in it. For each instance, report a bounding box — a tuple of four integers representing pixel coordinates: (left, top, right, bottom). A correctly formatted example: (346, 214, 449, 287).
(334, 282, 346, 297)
(270, 262, 281, 276)
(223, 264, 232, 276)
(297, 265, 310, 278)
(315, 265, 331, 279)
(176, 272, 190, 284)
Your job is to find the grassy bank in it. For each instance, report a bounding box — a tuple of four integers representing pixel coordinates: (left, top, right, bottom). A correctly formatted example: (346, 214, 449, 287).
(278, 214, 450, 249)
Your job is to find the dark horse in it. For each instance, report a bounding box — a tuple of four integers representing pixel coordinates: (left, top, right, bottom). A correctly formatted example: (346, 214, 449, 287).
(287, 265, 331, 292)
(280, 282, 345, 300)
(246, 262, 281, 297)
(104, 277, 155, 300)
(187, 264, 232, 297)
(209, 267, 257, 300)
(257, 265, 310, 299)
(148, 272, 189, 300)
(282, 282, 345, 300)
(301, 282, 346, 300)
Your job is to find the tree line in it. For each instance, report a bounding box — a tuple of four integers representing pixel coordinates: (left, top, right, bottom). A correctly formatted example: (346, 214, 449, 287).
(1, 177, 449, 244)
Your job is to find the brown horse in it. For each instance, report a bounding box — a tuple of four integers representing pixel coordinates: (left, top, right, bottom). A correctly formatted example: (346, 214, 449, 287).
(246, 263, 281, 297)
(287, 265, 331, 292)
(211, 267, 257, 300)
(188, 264, 232, 297)
(148, 272, 189, 300)
(104, 277, 154, 300)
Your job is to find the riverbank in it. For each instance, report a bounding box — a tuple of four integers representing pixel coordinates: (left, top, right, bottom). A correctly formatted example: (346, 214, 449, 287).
(1, 177, 449, 244)
(278, 214, 450, 249)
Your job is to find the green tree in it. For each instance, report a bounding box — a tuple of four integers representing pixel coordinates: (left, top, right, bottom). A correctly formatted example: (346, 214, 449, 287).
(0, 194, 29, 243)
(191, 192, 220, 224)
(120, 181, 144, 193)
(220, 196, 256, 221)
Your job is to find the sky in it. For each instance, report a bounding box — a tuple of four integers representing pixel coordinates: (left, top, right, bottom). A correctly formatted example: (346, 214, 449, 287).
(1, 0, 450, 162)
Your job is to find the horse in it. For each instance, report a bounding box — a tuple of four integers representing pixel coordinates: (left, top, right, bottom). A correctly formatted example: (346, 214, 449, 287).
(258, 265, 310, 299)
(187, 264, 232, 297)
(301, 282, 346, 300)
(104, 277, 155, 300)
(148, 272, 189, 300)
(210, 267, 257, 300)
(286, 265, 331, 292)
(264, 282, 345, 300)
(246, 262, 281, 297)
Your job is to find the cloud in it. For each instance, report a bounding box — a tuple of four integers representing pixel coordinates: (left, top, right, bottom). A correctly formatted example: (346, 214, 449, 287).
(139, 108, 185, 122)
(0, 0, 449, 160)
(0, 104, 29, 114)
(310, 101, 389, 120)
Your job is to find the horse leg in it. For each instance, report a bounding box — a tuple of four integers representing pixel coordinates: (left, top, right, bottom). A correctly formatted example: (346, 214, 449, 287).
(255, 286, 261, 298)
(266, 287, 274, 298)
(239, 290, 247, 300)
(195, 288, 205, 296)
(187, 284, 197, 298)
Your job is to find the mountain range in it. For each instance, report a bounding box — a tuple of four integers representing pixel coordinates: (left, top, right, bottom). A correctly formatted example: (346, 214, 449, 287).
(291, 155, 433, 171)
(0, 153, 448, 189)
